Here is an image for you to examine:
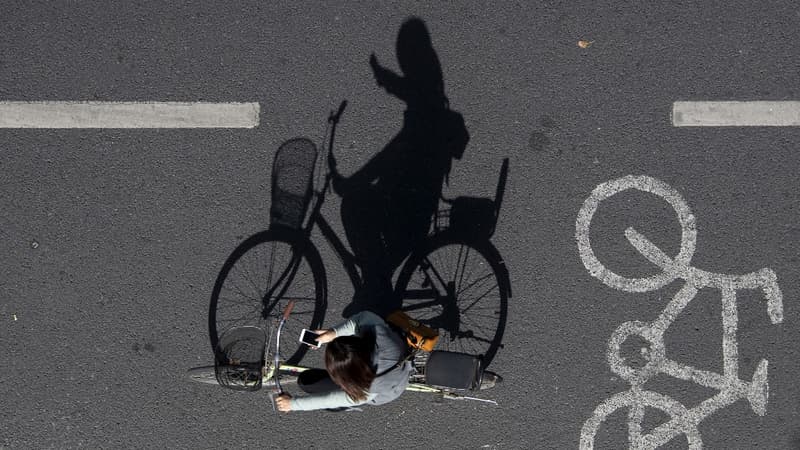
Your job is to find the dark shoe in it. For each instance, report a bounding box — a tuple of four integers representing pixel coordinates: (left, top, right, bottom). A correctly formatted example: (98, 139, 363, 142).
(324, 406, 363, 413)
(324, 407, 348, 412)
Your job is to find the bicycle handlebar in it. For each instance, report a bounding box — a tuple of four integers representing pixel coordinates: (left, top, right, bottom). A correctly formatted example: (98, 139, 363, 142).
(326, 100, 347, 176)
(271, 299, 296, 402)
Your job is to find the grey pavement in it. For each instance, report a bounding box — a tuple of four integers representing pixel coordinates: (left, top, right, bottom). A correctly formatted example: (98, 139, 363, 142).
(2, 2, 799, 448)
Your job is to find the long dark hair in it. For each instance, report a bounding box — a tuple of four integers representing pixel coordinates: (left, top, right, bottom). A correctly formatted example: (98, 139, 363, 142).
(325, 335, 376, 402)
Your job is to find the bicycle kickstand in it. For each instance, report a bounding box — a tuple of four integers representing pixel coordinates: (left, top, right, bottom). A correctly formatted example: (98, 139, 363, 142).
(442, 392, 498, 405)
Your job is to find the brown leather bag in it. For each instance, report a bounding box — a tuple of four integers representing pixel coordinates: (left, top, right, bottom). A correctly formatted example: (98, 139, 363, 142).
(386, 310, 440, 352)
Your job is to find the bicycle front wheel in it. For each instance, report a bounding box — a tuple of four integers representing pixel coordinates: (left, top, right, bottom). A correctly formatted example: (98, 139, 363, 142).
(395, 233, 509, 367)
(209, 229, 326, 365)
(187, 366, 219, 385)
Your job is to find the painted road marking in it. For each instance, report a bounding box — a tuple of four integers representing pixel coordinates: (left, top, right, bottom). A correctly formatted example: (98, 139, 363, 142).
(0, 101, 259, 128)
(672, 101, 800, 126)
(576, 175, 784, 449)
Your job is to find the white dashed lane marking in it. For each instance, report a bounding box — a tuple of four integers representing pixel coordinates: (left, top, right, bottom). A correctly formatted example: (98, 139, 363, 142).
(672, 101, 800, 126)
(0, 101, 260, 128)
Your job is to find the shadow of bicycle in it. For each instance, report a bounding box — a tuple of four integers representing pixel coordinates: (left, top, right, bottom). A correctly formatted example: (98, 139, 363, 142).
(208, 16, 513, 369)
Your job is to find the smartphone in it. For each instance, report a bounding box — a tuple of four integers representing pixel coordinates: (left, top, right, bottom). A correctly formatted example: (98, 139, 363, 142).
(299, 329, 321, 348)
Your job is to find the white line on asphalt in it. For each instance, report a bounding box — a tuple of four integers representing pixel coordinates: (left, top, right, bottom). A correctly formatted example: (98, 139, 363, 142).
(672, 101, 800, 126)
(0, 101, 260, 128)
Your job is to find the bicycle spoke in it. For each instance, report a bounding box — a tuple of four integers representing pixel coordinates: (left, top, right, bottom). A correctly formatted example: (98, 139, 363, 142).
(264, 240, 277, 297)
(459, 277, 498, 307)
(458, 315, 495, 341)
(220, 271, 261, 305)
(456, 244, 469, 291)
(237, 254, 267, 296)
(402, 298, 442, 311)
(421, 256, 450, 293)
(217, 299, 262, 315)
(456, 271, 495, 297)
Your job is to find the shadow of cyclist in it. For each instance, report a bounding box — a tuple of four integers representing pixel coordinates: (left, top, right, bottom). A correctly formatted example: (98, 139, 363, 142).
(332, 17, 468, 318)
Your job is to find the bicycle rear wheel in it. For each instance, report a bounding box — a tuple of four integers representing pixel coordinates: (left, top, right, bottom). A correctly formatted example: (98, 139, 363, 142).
(395, 233, 509, 367)
(209, 229, 326, 365)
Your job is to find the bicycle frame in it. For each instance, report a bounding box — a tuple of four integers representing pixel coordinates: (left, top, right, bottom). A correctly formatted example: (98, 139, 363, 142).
(292, 100, 364, 291)
(263, 360, 497, 404)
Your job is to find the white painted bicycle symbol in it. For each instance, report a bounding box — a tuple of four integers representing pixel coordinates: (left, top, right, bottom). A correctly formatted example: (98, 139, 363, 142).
(575, 175, 784, 449)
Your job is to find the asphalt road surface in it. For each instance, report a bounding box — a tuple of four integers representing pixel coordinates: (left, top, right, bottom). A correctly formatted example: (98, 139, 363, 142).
(2, 2, 799, 448)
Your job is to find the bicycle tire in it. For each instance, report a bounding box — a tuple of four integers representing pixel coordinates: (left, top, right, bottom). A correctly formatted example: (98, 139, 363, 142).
(395, 232, 509, 367)
(209, 229, 326, 365)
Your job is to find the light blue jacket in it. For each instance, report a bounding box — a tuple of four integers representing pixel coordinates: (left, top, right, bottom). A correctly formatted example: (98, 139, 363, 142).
(289, 311, 411, 411)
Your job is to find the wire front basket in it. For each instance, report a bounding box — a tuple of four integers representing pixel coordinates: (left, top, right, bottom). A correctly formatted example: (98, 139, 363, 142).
(270, 138, 318, 229)
(214, 326, 266, 391)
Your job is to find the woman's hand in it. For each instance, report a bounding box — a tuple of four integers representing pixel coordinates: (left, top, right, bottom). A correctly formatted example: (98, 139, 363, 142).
(312, 329, 337, 345)
(369, 53, 388, 87)
(275, 394, 292, 412)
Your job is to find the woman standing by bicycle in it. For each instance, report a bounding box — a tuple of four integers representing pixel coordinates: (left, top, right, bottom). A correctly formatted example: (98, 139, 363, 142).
(275, 311, 412, 412)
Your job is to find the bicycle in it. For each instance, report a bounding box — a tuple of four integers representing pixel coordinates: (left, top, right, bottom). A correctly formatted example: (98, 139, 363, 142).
(575, 175, 784, 449)
(189, 300, 503, 406)
(206, 100, 511, 369)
